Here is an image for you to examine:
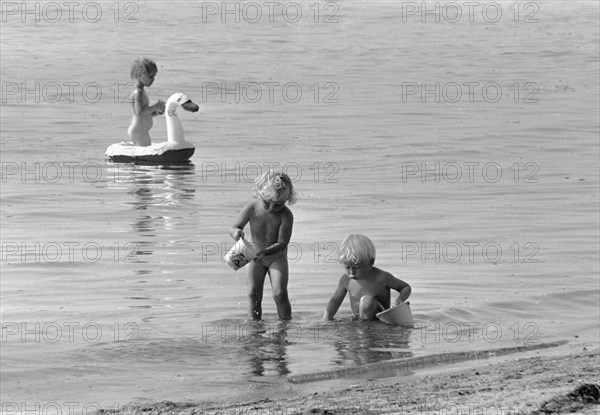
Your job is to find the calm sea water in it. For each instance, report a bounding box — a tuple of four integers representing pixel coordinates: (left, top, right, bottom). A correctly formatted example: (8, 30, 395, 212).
(1, 0, 599, 409)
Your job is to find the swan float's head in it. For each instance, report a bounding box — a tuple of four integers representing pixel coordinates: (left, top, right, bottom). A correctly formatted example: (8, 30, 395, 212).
(165, 93, 198, 145)
(166, 93, 200, 117)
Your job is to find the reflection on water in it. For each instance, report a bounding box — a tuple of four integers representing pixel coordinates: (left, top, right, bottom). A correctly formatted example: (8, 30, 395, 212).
(239, 321, 293, 376)
(106, 162, 197, 263)
(330, 321, 413, 366)
(199, 319, 413, 380)
(124, 164, 196, 229)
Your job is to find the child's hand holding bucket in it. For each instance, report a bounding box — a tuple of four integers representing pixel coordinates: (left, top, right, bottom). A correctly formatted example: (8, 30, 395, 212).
(231, 228, 245, 241)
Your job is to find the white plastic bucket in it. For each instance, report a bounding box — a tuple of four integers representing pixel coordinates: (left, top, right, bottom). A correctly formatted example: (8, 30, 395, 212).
(376, 301, 414, 327)
(224, 238, 259, 271)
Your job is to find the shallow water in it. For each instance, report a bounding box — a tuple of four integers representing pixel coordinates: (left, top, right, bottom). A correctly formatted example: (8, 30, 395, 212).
(1, 0, 599, 409)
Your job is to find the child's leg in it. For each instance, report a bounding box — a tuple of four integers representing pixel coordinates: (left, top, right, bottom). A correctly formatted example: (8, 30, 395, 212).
(359, 295, 384, 320)
(267, 258, 292, 320)
(246, 262, 268, 320)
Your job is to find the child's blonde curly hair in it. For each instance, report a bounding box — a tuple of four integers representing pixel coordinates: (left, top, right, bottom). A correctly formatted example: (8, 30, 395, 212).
(253, 170, 298, 205)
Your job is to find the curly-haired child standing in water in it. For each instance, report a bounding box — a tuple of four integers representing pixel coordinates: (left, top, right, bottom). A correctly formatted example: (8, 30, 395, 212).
(230, 171, 298, 321)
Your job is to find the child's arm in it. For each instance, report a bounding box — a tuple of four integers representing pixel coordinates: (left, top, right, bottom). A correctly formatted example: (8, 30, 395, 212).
(230, 203, 252, 240)
(151, 100, 165, 116)
(323, 276, 348, 320)
(256, 209, 293, 258)
(387, 275, 412, 305)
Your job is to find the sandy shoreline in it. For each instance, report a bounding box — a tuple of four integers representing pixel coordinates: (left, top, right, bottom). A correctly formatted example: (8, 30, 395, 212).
(98, 347, 599, 415)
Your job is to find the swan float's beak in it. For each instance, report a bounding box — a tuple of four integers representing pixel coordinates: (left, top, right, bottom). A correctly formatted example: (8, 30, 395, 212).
(181, 100, 200, 113)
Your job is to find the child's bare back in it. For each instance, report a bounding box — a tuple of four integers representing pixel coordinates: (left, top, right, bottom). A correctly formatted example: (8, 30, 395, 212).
(128, 88, 154, 146)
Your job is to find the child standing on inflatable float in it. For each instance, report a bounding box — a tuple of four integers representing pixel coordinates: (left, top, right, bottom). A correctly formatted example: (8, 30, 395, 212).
(128, 58, 166, 146)
(229, 171, 298, 321)
(323, 234, 411, 321)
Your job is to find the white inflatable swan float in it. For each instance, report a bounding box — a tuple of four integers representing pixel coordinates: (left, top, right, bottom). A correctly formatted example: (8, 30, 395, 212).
(106, 93, 199, 163)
